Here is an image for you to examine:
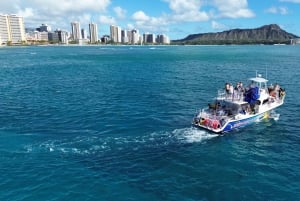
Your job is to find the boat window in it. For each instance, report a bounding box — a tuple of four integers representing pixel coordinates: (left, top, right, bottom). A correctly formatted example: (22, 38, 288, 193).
(262, 98, 269, 105)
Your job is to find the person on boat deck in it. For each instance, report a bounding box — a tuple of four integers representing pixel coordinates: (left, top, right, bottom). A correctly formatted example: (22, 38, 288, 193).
(225, 83, 234, 98)
(235, 82, 245, 100)
(235, 82, 240, 90)
(274, 84, 280, 99)
(237, 82, 244, 93)
(225, 83, 234, 93)
(225, 83, 230, 94)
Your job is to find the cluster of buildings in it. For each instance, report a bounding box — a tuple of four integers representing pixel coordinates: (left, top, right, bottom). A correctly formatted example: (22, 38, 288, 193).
(26, 22, 99, 45)
(291, 38, 300, 45)
(26, 24, 69, 44)
(109, 25, 170, 45)
(0, 13, 170, 46)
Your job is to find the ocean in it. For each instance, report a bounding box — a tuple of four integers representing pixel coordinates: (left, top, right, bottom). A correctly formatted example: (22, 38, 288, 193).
(0, 45, 299, 201)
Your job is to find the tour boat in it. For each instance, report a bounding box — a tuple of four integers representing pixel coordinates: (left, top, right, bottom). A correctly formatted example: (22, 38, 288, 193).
(192, 73, 286, 133)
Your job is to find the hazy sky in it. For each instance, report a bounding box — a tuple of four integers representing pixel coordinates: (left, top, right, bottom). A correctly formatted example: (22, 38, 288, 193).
(1, 0, 300, 39)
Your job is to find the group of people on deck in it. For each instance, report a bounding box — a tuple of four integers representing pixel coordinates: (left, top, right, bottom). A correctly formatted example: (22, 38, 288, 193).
(225, 82, 245, 100)
(268, 84, 285, 100)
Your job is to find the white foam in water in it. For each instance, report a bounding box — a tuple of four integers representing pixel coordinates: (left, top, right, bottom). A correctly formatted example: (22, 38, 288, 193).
(270, 111, 280, 121)
(172, 127, 219, 143)
(24, 127, 220, 155)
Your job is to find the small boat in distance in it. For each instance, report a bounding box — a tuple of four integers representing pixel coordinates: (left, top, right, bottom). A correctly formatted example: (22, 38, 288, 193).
(192, 72, 286, 133)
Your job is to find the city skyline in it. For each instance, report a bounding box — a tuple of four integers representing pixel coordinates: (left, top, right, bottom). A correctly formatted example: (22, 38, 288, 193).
(0, 16, 170, 45)
(0, 9, 171, 43)
(0, 0, 300, 40)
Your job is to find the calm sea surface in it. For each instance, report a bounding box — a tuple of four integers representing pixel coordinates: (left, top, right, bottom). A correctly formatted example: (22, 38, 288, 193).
(0, 45, 299, 201)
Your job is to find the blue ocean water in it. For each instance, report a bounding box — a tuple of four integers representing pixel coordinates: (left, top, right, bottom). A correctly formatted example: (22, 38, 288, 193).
(0, 45, 299, 201)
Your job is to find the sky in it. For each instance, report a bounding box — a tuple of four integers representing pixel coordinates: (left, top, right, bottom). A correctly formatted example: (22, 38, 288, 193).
(1, 0, 300, 40)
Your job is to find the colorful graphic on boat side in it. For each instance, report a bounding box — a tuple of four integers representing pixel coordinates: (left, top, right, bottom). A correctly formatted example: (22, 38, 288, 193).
(222, 112, 270, 132)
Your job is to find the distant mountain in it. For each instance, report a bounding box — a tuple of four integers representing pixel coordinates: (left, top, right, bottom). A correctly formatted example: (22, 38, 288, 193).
(173, 24, 299, 45)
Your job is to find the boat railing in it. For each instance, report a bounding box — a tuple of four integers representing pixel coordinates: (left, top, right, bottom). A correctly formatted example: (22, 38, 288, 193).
(217, 90, 244, 102)
(194, 108, 234, 128)
(198, 109, 232, 121)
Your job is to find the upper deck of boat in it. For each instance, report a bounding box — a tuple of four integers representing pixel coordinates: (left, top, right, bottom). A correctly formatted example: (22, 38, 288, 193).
(216, 90, 248, 105)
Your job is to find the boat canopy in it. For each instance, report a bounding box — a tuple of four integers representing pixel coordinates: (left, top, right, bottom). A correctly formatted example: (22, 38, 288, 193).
(249, 76, 268, 91)
(249, 77, 268, 83)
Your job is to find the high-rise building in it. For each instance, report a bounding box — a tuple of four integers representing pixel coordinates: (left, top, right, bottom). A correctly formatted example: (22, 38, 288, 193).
(131, 29, 140, 44)
(38, 32, 49, 41)
(121, 29, 128, 43)
(48, 32, 59, 43)
(143, 33, 156, 44)
(0, 14, 26, 44)
(39, 24, 51, 32)
(127, 30, 132, 44)
(89, 23, 98, 43)
(8, 14, 26, 43)
(149, 34, 156, 44)
(55, 29, 68, 44)
(110, 25, 121, 43)
(71, 21, 81, 41)
(81, 28, 87, 39)
(0, 14, 10, 44)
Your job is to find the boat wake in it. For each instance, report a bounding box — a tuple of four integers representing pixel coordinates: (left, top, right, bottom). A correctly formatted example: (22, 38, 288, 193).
(172, 127, 219, 143)
(22, 127, 218, 155)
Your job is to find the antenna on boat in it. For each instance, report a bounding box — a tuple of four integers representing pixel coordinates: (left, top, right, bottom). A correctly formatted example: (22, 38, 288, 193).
(266, 67, 268, 79)
(256, 70, 258, 78)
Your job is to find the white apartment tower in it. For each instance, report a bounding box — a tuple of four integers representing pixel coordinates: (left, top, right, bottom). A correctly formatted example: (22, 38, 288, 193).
(110, 25, 121, 43)
(71, 21, 81, 41)
(0, 14, 26, 44)
(0, 14, 10, 44)
(131, 29, 141, 44)
(121, 29, 128, 43)
(8, 14, 26, 43)
(89, 23, 98, 43)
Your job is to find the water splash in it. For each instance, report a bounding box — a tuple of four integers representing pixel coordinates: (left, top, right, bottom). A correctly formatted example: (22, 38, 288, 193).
(270, 111, 280, 121)
(172, 127, 219, 143)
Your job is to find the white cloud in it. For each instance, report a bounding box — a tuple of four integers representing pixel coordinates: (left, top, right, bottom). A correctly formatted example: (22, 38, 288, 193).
(172, 11, 209, 22)
(212, 0, 255, 18)
(78, 14, 92, 24)
(165, 0, 209, 22)
(25, 0, 111, 14)
(114, 6, 127, 19)
(132, 11, 150, 21)
(0, 0, 262, 38)
(129, 0, 254, 36)
(265, 7, 278, 14)
(211, 21, 228, 30)
(0, 0, 111, 30)
(131, 11, 169, 32)
(129, 0, 210, 33)
(166, 0, 202, 14)
(17, 8, 34, 18)
(126, 23, 135, 30)
(265, 6, 288, 15)
(99, 15, 116, 25)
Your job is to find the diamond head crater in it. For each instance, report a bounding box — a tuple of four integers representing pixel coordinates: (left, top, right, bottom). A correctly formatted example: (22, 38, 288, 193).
(172, 24, 299, 45)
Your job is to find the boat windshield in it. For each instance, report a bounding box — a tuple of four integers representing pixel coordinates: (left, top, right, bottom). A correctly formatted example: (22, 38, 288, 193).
(249, 77, 268, 90)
